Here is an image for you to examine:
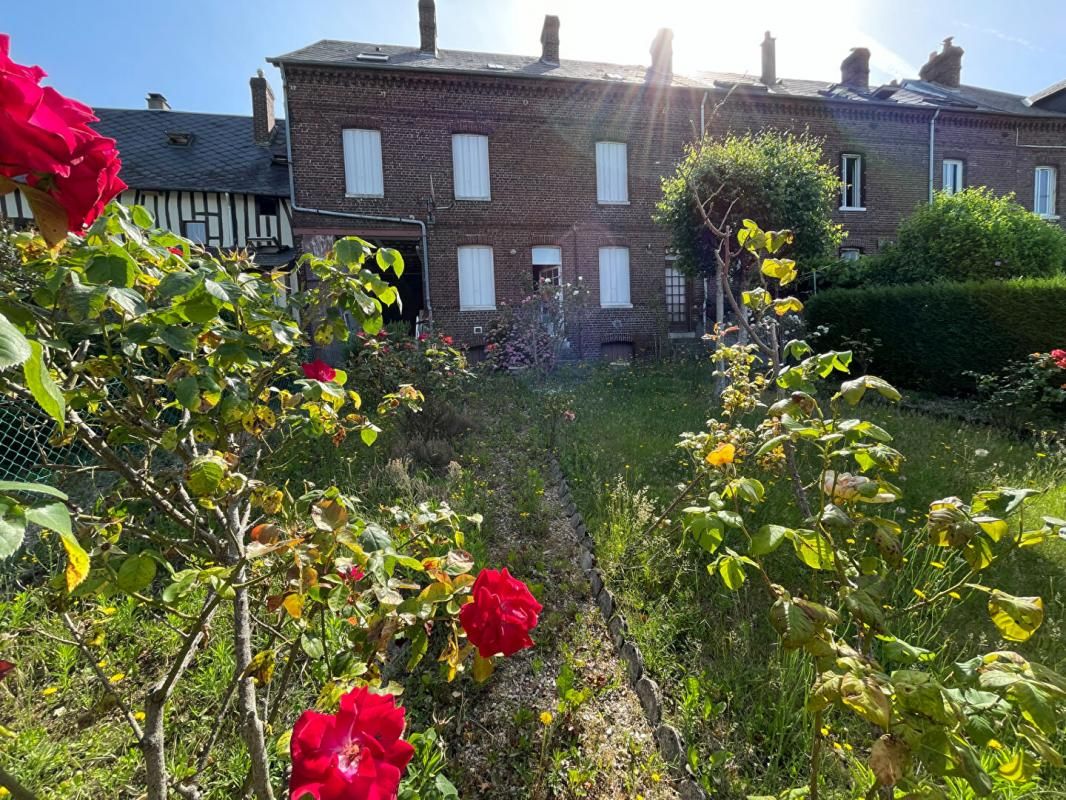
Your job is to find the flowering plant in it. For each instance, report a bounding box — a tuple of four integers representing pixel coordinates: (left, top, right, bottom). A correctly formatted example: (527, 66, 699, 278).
(0, 34, 125, 244)
(969, 350, 1066, 431)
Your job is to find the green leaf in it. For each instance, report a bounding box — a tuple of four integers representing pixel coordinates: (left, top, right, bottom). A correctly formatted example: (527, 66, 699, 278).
(185, 454, 228, 497)
(360, 523, 392, 552)
(0, 312, 32, 371)
(840, 672, 891, 729)
(0, 481, 67, 500)
(836, 375, 901, 406)
(751, 524, 789, 556)
(360, 427, 379, 446)
(25, 501, 71, 536)
(300, 633, 325, 660)
(159, 326, 199, 354)
(717, 556, 746, 590)
(174, 376, 200, 411)
(683, 508, 725, 554)
(761, 258, 798, 286)
(790, 528, 835, 570)
(375, 247, 405, 278)
(107, 287, 148, 318)
(85, 254, 135, 288)
(117, 554, 158, 594)
(131, 205, 154, 228)
(0, 502, 27, 560)
(23, 340, 65, 429)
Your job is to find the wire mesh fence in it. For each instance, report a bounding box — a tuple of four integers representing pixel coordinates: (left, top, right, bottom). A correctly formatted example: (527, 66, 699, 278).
(0, 396, 70, 482)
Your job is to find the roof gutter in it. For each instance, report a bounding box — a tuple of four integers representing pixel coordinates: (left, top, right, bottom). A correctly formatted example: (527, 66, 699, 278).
(278, 64, 433, 325)
(928, 107, 942, 203)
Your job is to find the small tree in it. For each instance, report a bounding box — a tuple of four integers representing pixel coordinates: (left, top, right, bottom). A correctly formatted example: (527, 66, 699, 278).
(863, 187, 1066, 285)
(656, 129, 843, 276)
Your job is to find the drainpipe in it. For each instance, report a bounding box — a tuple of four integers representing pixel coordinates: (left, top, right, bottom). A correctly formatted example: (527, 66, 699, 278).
(928, 107, 942, 203)
(700, 91, 708, 136)
(278, 65, 433, 324)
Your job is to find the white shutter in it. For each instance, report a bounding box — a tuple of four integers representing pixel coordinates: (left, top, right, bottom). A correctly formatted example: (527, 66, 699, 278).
(342, 129, 384, 197)
(599, 247, 631, 307)
(596, 142, 628, 204)
(458, 246, 496, 310)
(452, 134, 491, 200)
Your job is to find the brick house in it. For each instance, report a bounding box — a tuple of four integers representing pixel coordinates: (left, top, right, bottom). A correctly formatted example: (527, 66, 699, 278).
(1, 72, 297, 271)
(269, 1, 1066, 357)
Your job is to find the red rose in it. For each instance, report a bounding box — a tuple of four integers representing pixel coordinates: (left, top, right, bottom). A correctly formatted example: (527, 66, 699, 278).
(301, 360, 337, 382)
(442, 336, 454, 346)
(1051, 349, 1066, 368)
(290, 686, 414, 800)
(0, 35, 126, 239)
(417, 333, 428, 342)
(338, 565, 365, 583)
(460, 568, 542, 658)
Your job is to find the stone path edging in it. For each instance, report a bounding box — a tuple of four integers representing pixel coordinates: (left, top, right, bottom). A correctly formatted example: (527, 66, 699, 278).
(547, 459, 710, 800)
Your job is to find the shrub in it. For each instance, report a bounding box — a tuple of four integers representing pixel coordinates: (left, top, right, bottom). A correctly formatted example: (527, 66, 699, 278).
(656, 129, 843, 275)
(805, 277, 1066, 395)
(862, 188, 1066, 285)
(969, 350, 1066, 431)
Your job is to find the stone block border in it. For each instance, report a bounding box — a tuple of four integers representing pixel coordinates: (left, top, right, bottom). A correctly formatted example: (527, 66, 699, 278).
(547, 459, 709, 799)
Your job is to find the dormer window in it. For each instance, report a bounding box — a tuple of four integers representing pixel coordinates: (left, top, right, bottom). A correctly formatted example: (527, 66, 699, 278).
(166, 131, 193, 147)
(356, 52, 389, 63)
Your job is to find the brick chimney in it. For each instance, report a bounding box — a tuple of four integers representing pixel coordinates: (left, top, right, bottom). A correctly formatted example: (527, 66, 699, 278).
(541, 15, 560, 64)
(760, 31, 776, 85)
(919, 37, 963, 87)
(840, 47, 871, 91)
(648, 28, 673, 83)
(146, 92, 170, 111)
(250, 69, 276, 146)
(419, 0, 438, 57)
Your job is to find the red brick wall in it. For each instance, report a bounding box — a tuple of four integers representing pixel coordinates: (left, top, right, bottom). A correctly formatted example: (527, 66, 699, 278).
(283, 65, 1066, 355)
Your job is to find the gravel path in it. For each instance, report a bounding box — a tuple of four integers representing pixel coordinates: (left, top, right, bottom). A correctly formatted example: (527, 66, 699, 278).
(445, 424, 680, 800)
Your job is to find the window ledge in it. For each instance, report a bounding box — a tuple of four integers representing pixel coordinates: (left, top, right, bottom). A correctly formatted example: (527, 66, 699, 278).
(345, 193, 385, 199)
(597, 200, 631, 206)
(600, 303, 633, 309)
(839, 206, 867, 212)
(1038, 214, 1061, 221)
(455, 197, 492, 202)
(460, 306, 496, 312)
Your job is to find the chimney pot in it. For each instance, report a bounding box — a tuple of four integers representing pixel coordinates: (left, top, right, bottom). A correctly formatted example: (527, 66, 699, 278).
(648, 28, 673, 83)
(419, 0, 438, 56)
(919, 36, 963, 88)
(761, 31, 776, 85)
(541, 15, 560, 64)
(146, 92, 170, 111)
(840, 47, 871, 91)
(250, 71, 276, 145)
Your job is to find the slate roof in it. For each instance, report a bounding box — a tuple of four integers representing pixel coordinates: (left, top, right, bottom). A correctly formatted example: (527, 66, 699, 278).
(270, 40, 1066, 119)
(91, 109, 291, 196)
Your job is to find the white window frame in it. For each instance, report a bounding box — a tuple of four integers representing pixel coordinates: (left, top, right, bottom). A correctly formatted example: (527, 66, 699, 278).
(840, 153, 865, 211)
(839, 247, 862, 262)
(452, 134, 491, 201)
(598, 246, 631, 308)
(457, 246, 496, 311)
(596, 141, 629, 205)
(183, 220, 207, 243)
(342, 129, 384, 198)
(942, 159, 964, 195)
(1035, 166, 1058, 219)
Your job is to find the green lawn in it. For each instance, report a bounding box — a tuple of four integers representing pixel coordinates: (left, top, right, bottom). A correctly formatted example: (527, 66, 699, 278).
(548, 360, 1066, 798)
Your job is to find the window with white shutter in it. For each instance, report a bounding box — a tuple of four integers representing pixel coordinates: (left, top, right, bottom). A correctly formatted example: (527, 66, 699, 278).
(1035, 166, 1058, 218)
(596, 142, 629, 204)
(458, 246, 496, 310)
(840, 153, 864, 210)
(942, 159, 964, 195)
(452, 134, 491, 200)
(599, 246, 631, 307)
(342, 129, 384, 197)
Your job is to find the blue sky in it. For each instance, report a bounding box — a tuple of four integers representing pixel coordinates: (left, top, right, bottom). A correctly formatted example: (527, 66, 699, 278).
(4, 0, 1063, 116)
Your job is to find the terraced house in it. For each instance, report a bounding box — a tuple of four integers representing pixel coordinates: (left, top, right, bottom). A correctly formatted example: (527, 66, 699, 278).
(1, 72, 297, 273)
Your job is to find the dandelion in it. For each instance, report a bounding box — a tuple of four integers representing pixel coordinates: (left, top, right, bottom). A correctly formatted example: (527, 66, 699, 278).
(539, 711, 553, 725)
(41, 687, 58, 696)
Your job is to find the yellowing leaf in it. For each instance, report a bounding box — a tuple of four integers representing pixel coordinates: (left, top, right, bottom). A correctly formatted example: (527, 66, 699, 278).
(717, 556, 746, 590)
(988, 591, 1044, 642)
(472, 653, 494, 683)
(59, 530, 90, 592)
(772, 297, 804, 317)
(706, 443, 736, 467)
(998, 750, 1038, 783)
(281, 593, 304, 620)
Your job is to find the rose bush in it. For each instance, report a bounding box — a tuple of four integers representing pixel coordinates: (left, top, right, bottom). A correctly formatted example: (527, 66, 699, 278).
(0, 34, 125, 243)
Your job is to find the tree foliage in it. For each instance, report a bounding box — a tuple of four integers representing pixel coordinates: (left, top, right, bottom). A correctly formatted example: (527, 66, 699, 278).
(862, 188, 1066, 285)
(655, 130, 842, 276)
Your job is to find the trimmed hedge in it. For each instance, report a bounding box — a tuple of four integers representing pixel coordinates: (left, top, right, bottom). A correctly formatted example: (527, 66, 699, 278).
(805, 277, 1066, 395)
